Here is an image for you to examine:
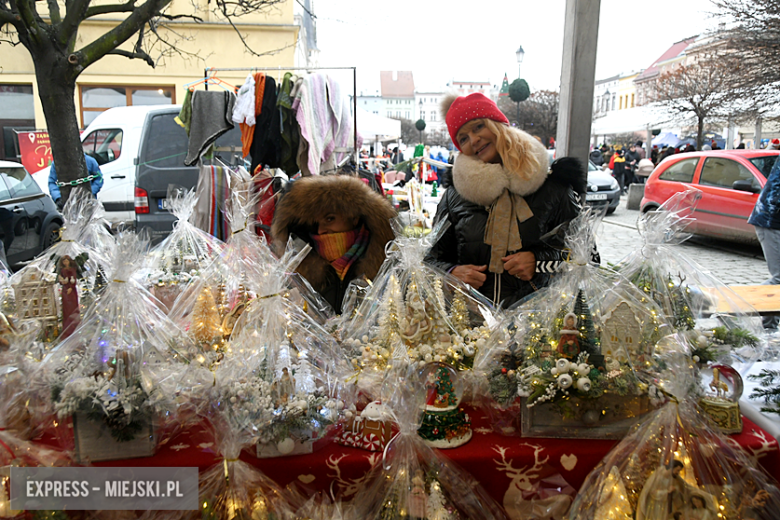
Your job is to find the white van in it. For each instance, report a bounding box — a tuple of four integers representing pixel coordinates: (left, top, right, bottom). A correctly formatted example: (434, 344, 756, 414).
(33, 105, 242, 237)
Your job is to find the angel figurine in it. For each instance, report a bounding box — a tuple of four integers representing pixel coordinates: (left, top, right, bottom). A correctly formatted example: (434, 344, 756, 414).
(408, 469, 428, 518)
(58, 254, 80, 338)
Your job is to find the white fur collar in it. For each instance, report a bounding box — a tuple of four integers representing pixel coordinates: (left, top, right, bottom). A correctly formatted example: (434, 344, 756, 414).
(452, 152, 549, 206)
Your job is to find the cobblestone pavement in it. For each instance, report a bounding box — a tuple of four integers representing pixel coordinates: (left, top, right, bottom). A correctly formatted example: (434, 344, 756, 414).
(595, 198, 770, 286)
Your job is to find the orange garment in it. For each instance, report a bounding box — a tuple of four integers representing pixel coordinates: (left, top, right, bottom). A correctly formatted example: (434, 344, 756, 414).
(240, 73, 267, 157)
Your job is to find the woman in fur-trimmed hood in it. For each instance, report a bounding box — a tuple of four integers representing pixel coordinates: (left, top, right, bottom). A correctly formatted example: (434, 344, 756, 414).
(272, 175, 396, 313)
(425, 92, 588, 308)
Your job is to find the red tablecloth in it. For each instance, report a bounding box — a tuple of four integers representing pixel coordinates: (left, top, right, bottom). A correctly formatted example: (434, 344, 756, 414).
(44, 406, 780, 518)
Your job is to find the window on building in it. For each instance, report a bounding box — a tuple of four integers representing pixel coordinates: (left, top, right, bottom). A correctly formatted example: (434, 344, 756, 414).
(80, 85, 174, 127)
(431, 113, 436, 122)
(0, 84, 36, 161)
(421, 111, 425, 120)
(405, 111, 410, 119)
(611, 94, 616, 110)
(619, 96, 623, 110)
(631, 93, 635, 108)
(387, 111, 392, 117)
(396, 111, 400, 118)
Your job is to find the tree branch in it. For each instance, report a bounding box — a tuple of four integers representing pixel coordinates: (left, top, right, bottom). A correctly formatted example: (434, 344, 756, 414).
(107, 48, 153, 66)
(9, 0, 44, 47)
(46, 0, 61, 24)
(85, 0, 137, 18)
(58, 0, 91, 47)
(74, 0, 171, 71)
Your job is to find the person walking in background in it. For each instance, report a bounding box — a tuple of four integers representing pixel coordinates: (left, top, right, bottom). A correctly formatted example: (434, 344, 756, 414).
(635, 140, 646, 160)
(767, 138, 780, 151)
(611, 149, 630, 195)
(748, 158, 780, 331)
(651, 145, 659, 165)
(49, 152, 103, 209)
(589, 146, 604, 167)
(601, 144, 613, 169)
(625, 143, 642, 186)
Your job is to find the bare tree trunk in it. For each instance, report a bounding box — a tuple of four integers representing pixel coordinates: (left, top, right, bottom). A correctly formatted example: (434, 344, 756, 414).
(697, 117, 705, 150)
(32, 48, 85, 204)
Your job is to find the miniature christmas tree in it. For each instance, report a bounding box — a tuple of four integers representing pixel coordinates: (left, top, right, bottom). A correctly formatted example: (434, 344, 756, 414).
(418, 364, 471, 448)
(429, 365, 457, 409)
(190, 286, 223, 348)
(749, 369, 780, 415)
(574, 289, 599, 356)
(426, 479, 456, 520)
(594, 467, 632, 520)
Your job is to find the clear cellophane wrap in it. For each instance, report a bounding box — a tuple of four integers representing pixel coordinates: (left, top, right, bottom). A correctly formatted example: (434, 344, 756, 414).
(344, 366, 509, 520)
(165, 189, 273, 370)
(206, 237, 355, 453)
(0, 319, 44, 439)
(339, 218, 500, 401)
(0, 429, 72, 518)
(614, 188, 765, 371)
(37, 232, 193, 457)
(76, 194, 117, 265)
(473, 208, 672, 427)
(140, 186, 226, 314)
(567, 334, 780, 520)
(10, 188, 113, 346)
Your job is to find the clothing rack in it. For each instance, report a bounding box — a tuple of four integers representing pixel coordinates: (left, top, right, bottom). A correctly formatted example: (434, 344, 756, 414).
(202, 66, 359, 164)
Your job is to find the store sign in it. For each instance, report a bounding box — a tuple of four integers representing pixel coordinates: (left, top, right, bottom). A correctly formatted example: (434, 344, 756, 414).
(17, 130, 53, 173)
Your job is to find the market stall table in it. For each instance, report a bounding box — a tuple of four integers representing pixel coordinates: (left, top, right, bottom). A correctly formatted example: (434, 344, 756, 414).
(37, 405, 780, 517)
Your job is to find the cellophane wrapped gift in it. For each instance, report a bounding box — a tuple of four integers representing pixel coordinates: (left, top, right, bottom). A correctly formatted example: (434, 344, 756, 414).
(345, 366, 509, 520)
(38, 232, 193, 463)
(567, 334, 780, 520)
(0, 319, 46, 439)
(76, 195, 117, 267)
(475, 208, 672, 438)
(213, 238, 354, 458)
(11, 188, 113, 345)
(340, 218, 499, 401)
(166, 189, 272, 362)
(614, 188, 764, 369)
(0, 429, 71, 518)
(141, 186, 225, 314)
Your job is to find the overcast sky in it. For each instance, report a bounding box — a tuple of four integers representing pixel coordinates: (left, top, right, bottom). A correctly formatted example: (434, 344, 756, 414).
(315, 0, 717, 95)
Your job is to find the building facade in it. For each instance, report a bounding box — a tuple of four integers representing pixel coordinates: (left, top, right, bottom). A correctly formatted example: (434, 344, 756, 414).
(0, 0, 302, 160)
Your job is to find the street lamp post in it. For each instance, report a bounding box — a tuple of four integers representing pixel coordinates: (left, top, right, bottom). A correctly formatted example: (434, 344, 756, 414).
(516, 45, 525, 81)
(516, 45, 525, 128)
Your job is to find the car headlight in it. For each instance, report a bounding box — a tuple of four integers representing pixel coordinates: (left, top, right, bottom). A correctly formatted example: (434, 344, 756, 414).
(610, 179, 619, 190)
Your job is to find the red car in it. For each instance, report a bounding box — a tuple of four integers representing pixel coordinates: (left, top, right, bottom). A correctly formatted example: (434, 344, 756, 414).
(640, 150, 779, 244)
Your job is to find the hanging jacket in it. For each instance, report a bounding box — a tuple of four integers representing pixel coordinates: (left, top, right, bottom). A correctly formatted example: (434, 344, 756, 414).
(249, 76, 281, 175)
(425, 140, 586, 308)
(271, 175, 396, 313)
(749, 157, 780, 230)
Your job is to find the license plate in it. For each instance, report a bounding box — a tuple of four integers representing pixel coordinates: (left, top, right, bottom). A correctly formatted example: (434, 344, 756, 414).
(586, 193, 608, 201)
(157, 198, 170, 210)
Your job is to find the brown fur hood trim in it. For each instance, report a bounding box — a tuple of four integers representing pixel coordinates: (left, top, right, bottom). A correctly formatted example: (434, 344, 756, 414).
(271, 175, 396, 292)
(452, 127, 550, 206)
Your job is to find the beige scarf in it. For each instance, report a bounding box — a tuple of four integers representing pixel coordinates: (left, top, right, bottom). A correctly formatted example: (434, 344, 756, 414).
(483, 189, 534, 273)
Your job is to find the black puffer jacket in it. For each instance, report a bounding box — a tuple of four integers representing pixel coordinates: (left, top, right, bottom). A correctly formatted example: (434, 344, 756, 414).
(426, 146, 585, 308)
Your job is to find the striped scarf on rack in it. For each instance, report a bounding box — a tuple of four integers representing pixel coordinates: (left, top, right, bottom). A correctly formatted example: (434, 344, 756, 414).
(310, 225, 370, 280)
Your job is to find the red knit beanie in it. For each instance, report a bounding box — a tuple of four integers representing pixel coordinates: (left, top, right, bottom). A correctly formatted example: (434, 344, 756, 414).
(445, 93, 509, 151)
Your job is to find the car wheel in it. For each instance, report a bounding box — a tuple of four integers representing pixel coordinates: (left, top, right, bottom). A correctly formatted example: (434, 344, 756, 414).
(42, 222, 61, 250)
(606, 206, 616, 215)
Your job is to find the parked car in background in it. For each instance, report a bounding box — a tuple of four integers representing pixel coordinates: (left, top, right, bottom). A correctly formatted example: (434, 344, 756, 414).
(0, 160, 62, 266)
(587, 160, 620, 215)
(32, 105, 243, 242)
(640, 150, 780, 244)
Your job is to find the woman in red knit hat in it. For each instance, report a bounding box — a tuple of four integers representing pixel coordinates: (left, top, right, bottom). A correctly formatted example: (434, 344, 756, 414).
(425, 93, 589, 307)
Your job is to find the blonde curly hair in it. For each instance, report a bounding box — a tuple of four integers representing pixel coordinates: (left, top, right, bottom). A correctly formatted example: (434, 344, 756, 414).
(457, 118, 545, 182)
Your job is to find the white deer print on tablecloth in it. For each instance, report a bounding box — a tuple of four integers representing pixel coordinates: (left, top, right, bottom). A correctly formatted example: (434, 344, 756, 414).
(493, 444, 572, 520)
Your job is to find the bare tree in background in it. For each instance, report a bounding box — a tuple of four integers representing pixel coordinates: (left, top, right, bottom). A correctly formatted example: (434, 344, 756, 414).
(393, 118, 423, 146)
(0, 0, 285, 202)
(711, 0, 780, 106)
(498, 90, 559, 147)
(650, 52, 745, 149)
